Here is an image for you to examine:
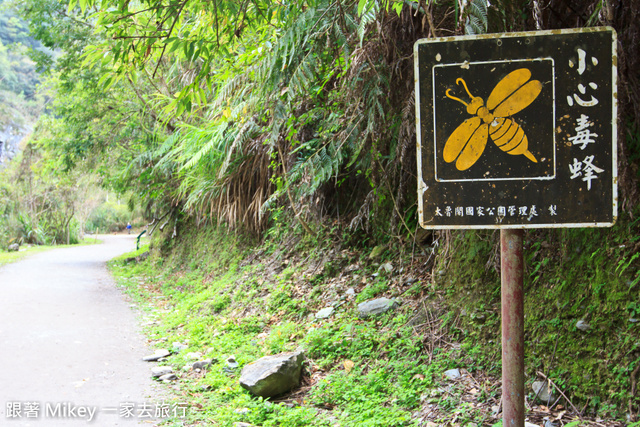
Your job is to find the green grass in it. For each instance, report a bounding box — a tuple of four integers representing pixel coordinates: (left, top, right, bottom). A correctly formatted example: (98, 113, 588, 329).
(0, 245, 53, 266)
(106, 224, 508, 427)
(105, 217, 638, 426)
(0, 237, 104, 267)
(435, 211, 640, 420)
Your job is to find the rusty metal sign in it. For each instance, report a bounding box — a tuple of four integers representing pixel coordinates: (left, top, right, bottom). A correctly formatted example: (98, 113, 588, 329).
(414, 27, 617, 229)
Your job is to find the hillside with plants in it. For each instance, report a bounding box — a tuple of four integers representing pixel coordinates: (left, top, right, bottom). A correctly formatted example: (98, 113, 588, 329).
(2, 0, 639, 425)
(0, 0, 43, 166)
(0, 0, 146, 246)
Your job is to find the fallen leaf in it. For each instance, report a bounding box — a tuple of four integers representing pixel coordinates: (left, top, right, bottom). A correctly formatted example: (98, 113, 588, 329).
(343, 360, 355, 373)
(412, 374, 425, 380)
(554, 410, 567, 420)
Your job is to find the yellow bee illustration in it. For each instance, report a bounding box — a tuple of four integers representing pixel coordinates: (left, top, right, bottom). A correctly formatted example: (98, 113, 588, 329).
(443, 68, 542, 171)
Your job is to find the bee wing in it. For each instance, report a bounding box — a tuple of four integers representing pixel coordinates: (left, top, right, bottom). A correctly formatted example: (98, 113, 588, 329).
(487, 68, 542, 117)
(443, 117, 488, 171)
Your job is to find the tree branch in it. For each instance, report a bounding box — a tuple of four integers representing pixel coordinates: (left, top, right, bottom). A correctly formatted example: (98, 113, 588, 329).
(125, 74, 176, 133)
(59, 10, 94, 28)
(152, 0, 188, 77)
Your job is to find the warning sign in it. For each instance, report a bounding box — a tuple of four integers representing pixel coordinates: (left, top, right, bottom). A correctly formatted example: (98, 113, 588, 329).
(414, 27, 617, 229)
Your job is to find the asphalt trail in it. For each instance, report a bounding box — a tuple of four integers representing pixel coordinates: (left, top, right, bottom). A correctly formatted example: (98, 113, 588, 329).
(0, 235, 162, 426)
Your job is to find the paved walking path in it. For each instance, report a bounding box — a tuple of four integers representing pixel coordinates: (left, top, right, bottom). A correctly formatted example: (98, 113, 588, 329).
(0, 235, 162, 426)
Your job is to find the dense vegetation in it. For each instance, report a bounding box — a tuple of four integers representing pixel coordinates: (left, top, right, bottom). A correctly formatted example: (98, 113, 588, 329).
(0, 4, 39, 96)
(106, 209, 639, 425)
(0, 0, 44, 129)
(0, 1, 141, 245)
(1, 0, 639, 424)
(4, 0, 639, 240)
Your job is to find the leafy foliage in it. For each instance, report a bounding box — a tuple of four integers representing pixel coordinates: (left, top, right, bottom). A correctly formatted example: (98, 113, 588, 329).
(0, 4, 41, 97)
(435, 216, 640, 419)
(1, 0, 638, 421)
(8, 0, 636, 243)
(463, 0, 488, 35)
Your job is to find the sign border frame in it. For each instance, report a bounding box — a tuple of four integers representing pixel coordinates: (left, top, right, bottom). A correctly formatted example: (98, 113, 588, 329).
(414, 27, 618, 230)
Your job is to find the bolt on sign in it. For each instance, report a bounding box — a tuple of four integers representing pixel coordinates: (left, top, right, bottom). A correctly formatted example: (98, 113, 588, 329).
(414, 27, 617, 229)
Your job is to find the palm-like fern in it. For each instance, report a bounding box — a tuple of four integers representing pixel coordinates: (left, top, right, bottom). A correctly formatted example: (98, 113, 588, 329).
(464, 0, 489, 35)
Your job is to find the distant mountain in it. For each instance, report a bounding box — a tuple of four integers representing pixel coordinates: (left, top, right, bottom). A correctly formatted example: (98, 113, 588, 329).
(0, 0, 46, 167)
(0, 5, 42, 98)
(0, 122, 29, 167)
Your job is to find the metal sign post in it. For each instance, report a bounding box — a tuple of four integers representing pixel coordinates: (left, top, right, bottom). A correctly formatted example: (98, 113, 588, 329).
(413, 28, 617, 426)
(501, 229, 525, 426)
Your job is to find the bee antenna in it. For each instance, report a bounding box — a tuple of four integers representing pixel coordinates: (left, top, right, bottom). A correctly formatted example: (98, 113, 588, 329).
(456, 78, 474, 99)
(445, 89, 468, 106)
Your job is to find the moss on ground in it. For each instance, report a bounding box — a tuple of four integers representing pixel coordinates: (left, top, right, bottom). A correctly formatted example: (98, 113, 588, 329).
(108, 214, 639, 426)
(437, 211, 640, 420)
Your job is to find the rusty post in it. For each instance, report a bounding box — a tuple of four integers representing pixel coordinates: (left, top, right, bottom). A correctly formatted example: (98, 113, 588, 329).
(501, 228, 525, 427)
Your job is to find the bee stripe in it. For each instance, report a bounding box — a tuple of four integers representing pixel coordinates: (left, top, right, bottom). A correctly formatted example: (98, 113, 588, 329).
(491, 119, 519, 147)
(504, 129, 527, 153)
(489, 118, 511, 142)
(495, 124, 520, 149)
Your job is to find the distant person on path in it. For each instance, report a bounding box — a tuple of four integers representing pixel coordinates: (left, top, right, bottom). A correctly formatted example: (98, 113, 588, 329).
(126, 222, 132, 234)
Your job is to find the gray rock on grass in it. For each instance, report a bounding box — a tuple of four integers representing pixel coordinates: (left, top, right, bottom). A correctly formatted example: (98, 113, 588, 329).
(444, 368, 461, 380)
(357, 297, 399, 318)
(193, 359, 215, 370)
(159, 373, 178, 381)
(151, 366, 174, 378)
(576, 320, 591, 331)
(315, 307, 334, 319)
(224, 356, 239, 373)
(173, 342, 188, 352)
(142, 349, 171, 362)
(532, 380, 557, 403)
(239, 351, 304, 398)
(380, 262, 393, 273)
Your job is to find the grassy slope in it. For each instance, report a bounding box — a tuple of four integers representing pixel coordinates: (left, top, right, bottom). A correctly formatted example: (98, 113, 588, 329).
(0, 238, 103, 266)
(433, 211, 640, 422)
(0, 245, 53, 266)
(108, 214, 639, 427)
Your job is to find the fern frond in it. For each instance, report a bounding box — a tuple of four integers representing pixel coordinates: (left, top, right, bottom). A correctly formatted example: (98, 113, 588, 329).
(464, 0, 488, 35)
(217, 118, 258, 179)
(357, 6, 378, 46)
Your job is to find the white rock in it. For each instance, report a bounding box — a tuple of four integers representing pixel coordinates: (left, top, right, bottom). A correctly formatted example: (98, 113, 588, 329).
(142, 349, 171, 362)
(380, 262, 394, 273)
(443, 368, 461, 380)
(151, 366, 173, 378)
(239, 351, 304, 398)
(315, 307, 334, 319)
(532, 380, 556, 403)
(159, 373, 178, 381)
(576, 320, 591, 331)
